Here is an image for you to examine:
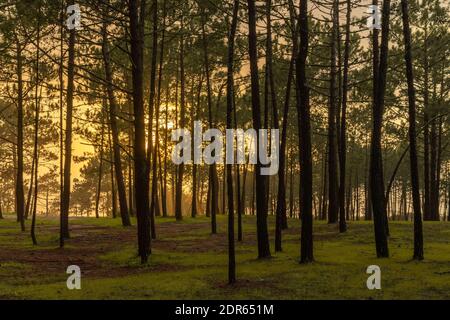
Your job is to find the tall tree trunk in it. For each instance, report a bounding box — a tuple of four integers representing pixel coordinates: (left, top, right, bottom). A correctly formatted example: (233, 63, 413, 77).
(327, 0, 339, 225)
(175, 13, 186, 222)
(226, 0, 239, 284)
(129, 0, 151, 263)
(364, 134, 372, 220)
(58, 0, 65, 245)
(15, 37, 25, 232)
(423, 21, 431, 221)
(275, 0, 297, 251)
(162, 78, 169, 218)
(247, 0, 271, 259)
(265, 0, 283, 252)
(31, 10, 41, 245)
(234, 95, 243, 241)
(95, 106, 105, 219)
(128, 109, 135, 217)
(370, 0, 390, 258)
(102, 8, 131, 226)
(200, 7, 218, 232)
(109, 127, 117, 219)
(321, 146, 328, 220)
(339, 0, 351, 233)
(435, 119, 442, 220)
(149, 0, 160, 239)
(401, 0, 423, 260)
(61, 0, 76, 241)
(147, 0, 159, 168)
(430, 117, 438, 220)
(297, 0, 313, 263)
(191, 75, 202, 219)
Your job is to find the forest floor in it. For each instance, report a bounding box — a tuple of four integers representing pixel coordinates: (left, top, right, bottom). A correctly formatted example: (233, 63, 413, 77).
(0, 214, 449, 300)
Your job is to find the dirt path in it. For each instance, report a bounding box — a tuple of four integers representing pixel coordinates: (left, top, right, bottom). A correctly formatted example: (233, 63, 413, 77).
(0, 220, 216, 280)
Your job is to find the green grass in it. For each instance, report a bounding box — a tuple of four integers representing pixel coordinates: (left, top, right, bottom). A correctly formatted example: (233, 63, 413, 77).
(0, 215, 449, 300)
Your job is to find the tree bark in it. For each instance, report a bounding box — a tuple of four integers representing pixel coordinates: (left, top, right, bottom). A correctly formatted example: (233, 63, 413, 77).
(247, 0, 271, 259)
(297, 0, 314, 263)
(149, 0, 160, 238)
(175, 13, 186, 222)
(200, 7, 218, 233)
(327, 0, 339, 225)
(95, 106, 105, 219)
(102, 10, 131, 226)
(109, 127, 117, 219)
(15, 37, 25, 232)
(31, 10, 41, 245)
(338, 0, 351, 233)
(61, 0, 76, 241)
(226, 0, 239, 284)
(401, 0, 423, 260)
(370, 0, 390, 258)
(129, 0, 151, 263)
(0, 195, 3, 219)
(275, 0, 297, 251)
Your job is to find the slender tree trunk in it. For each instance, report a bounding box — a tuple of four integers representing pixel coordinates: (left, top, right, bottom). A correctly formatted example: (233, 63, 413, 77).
(346, 172, 352, 220)
(58, 1, 65, 245)
(327, 0, 339, 225)
(129, 0, 151, 263)
(149, 0, 161, 239)
(265, 0, 282, 252)
(297, 0, 314, 263)
(423, 21, 431, 221)
(61, 0, 77, 241)
(430, 117, 438, 220)
(15, 38, 25, 232)
(289, 148, 295, 219)
(95, 106, 105, 219)
(234, 96, 243, 241)
(222, 169, 226, 215)
(370, 0, 390, 258)
(226, 0, 239, 284)
(150, 0, 167, 234)
(191, 76, 202, 218)
(147, 0, 159, 168)
(102, 10, 131, 226)
(162, 79, 169, 218)
(435, 118, 442, 221)
(251, 171, 255, 216)
(31, 11, 41, 245)
(247, 0, 271, 259)
(200, 7, 218, 232)
(275, 0, 297, 249)
(339, 0, 351, 233)
(13, 147, 17, 220)
(401, 0, 423, 260)
(447, 179, 450, 221)
(109, 127, 117, 219)
(175, 14, 186, 222)
(25, 156, 35, 221)
(321, 147, 328, 220)
(128, 116, 134, 217)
